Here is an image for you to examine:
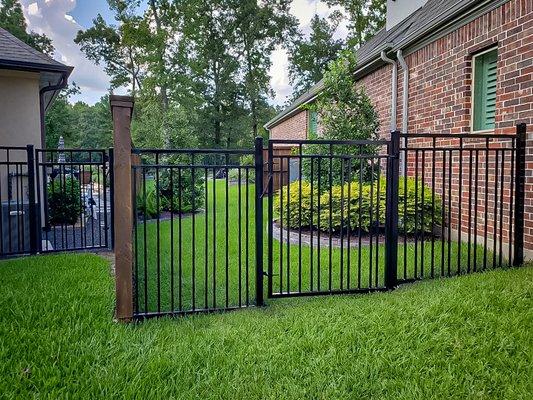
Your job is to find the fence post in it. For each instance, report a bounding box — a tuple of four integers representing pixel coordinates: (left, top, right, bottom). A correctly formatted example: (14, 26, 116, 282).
(110, 95, 135, 322)
(385, 130, 400, 289)
(26, 145, 38, 255)
(254, 137, 265, 307)
(513, 123, 526, 266)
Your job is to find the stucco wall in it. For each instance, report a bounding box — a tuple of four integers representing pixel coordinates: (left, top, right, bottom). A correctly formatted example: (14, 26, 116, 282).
(0, 70, 41, 202)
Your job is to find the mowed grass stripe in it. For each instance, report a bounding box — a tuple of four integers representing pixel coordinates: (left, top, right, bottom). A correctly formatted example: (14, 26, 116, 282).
(0, 254, 531, 399)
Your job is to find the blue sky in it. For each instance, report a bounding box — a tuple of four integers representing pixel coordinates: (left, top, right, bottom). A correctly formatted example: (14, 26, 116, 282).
(21, 0, 348, 106)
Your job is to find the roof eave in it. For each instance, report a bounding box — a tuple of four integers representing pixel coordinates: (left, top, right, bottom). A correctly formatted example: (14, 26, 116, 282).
(0, 59, 73, 74)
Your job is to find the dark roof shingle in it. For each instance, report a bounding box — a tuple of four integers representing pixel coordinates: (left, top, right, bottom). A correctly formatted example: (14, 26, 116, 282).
(0, 27, 70, 71)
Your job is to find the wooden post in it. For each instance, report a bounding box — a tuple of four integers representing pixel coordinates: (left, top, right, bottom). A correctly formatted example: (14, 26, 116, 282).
(110, 95, 134, 322)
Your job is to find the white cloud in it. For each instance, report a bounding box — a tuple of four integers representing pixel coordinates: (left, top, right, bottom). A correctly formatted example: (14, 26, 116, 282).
(20, 0, 111, 105)
(269, 0, 348, 106)
(27, 2, 41, 17)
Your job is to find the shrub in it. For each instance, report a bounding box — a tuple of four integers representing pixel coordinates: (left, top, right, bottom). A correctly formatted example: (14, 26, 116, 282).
(274, 181, 320, 228)
(47, 176, 82, 225)
(136, 179, 161, 219)
(275, 178, 442, 234)
(159, 168, 204, 213)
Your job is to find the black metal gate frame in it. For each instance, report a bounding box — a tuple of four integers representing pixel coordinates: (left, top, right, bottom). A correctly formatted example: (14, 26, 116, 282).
(265, 135, 399, 299)
(0, 146, 113, 257)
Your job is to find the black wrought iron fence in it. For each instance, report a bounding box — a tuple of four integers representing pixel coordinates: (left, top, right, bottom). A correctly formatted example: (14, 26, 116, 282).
(266, 138, 394, 297)
(0, 146, 36, 256)
(36, 149, 111, 253)
(397, 128, 525, 282)
(0, 146, 112, 257)
(131, 139, 264, 318)
(126, 125, 526, 320)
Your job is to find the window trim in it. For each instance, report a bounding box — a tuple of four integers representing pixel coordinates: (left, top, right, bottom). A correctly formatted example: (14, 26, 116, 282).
(471, 46, 498, 133)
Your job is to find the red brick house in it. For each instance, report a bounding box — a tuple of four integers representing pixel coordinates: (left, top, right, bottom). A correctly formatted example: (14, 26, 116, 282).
(265, 0, 532, 258)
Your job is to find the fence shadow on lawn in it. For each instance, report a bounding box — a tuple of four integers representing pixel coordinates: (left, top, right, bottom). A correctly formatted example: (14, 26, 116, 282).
(134, 180, 497, 316)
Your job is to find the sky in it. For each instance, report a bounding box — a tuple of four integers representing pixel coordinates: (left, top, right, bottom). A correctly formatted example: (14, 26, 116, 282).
(19, 0, 348, 106)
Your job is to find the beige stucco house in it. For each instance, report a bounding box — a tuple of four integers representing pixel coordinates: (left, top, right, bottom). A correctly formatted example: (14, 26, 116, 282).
(0, 27, 72, 253)
(0, 27, 72, 150)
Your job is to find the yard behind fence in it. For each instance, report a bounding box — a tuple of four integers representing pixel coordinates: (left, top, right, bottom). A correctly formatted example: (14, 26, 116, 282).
(108, 95, 525, 321)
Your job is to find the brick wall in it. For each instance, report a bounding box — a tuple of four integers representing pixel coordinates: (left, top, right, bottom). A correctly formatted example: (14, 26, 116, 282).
(269, 109, 308, 142)
(268, 0, 532, 256)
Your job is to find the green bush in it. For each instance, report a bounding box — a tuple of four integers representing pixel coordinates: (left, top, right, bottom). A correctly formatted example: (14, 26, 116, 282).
(273, 181, 320, 228)
(275, 178, 442, 234)
(159, 168, 204, 214)
(47, 176, 82, 225)
(136, 179, 161, 219)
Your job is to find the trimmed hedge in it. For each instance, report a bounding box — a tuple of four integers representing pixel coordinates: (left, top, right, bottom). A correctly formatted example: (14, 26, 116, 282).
(275, 178, 442, 234)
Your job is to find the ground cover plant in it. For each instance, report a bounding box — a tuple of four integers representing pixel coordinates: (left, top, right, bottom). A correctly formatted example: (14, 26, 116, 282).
(0, 253, 531, 399)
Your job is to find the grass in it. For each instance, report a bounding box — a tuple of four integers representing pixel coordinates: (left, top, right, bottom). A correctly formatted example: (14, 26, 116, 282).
(0, 253, 532, 399)
(136, 179, 497, 314)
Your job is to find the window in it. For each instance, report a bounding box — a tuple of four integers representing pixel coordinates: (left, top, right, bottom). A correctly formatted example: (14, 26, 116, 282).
(472, 48, 498, 131)
(308, 110, 318, 137)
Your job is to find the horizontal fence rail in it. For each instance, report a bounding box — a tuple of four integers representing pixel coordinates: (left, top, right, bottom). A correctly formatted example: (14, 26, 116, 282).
(266, 138, 393, 297)
(131, 140, 264, 318)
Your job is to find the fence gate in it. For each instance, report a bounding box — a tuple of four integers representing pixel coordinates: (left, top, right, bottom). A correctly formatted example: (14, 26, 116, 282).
(265, 137, 399, 298)
(36, 149, 112, 253)
(130, 139, 264, 318)
(0, 146, 113, 257)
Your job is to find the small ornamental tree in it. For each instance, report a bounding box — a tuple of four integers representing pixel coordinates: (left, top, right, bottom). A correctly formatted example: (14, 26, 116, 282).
(302, 50, 380, 186)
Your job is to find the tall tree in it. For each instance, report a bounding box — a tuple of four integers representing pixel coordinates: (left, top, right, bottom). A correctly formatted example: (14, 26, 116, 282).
(182, 0, 242, 147)
(0, 0, 53, 54)
(75, 1, 147, 94)
(229, 0, 297, 137)
(288, 12, 344, 98)
(326, 0, 386, 49)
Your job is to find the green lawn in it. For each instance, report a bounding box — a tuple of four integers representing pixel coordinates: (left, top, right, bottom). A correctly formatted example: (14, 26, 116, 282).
(0, 253, 531, 399)
(136, 179, 497, 314)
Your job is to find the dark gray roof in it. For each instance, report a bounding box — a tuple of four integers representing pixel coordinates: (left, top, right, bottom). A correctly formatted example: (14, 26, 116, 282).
(266, 0, 497, 129)
(0, 27, 71, 72)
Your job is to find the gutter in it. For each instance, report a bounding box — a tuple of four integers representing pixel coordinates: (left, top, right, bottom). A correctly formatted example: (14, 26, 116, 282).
(39, 71, 69, 147)
(380, 50, 397, 132)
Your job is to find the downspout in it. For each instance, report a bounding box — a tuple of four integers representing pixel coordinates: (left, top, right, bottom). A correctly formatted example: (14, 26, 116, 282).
(39, 72, 68, 148)
(396, 49, 409, 176)
(380, 50, 397, 132)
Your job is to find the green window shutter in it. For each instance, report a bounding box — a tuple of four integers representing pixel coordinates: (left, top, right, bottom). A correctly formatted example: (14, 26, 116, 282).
(309, 111, 318, 137)
(473, 49, 498, 131)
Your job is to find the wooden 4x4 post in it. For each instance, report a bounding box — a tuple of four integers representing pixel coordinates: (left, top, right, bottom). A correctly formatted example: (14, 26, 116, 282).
(110, 95, 135, 322)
